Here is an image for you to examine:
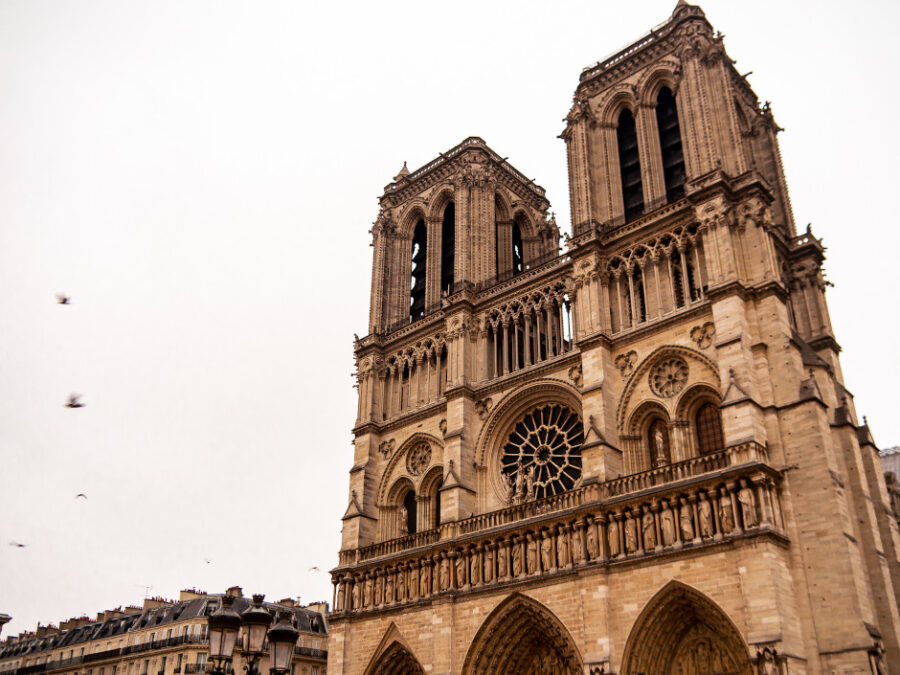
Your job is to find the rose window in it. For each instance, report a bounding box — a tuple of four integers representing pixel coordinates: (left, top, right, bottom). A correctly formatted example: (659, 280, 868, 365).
(649, 357, 689, 398)
(406, 442, 431, 476)
(501, 404, 584, 499)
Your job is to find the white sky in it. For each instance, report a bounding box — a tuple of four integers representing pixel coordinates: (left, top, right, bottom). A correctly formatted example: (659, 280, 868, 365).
(1, 0, 898, 638)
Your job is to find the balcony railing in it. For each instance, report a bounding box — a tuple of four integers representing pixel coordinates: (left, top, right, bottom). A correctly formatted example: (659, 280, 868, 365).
(84, 648, 123, 664)
(293, 646, 327, 660)
(332, 443, 782, 617)
(184, 665, 207, 674)
(339, 443, 767, 567)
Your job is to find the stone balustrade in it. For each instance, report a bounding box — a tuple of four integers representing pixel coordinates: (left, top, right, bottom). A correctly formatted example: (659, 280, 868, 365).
(331, 443, 781, 616)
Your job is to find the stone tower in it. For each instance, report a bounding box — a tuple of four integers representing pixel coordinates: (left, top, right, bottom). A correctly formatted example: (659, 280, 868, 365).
(329, 4, 900, 674)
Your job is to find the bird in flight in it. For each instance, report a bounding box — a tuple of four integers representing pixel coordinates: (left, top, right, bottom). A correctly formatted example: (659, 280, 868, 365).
(204, 558, 211, 564)
(308, 566, 320, 573)
(76, 493, 88, 500)
(65, 394, 85, 409)
(56, 293, 71, 305)
(8, 541, 26, 548)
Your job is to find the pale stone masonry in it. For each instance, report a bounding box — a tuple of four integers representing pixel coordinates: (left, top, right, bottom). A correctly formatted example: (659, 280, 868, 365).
(329, 3, 900, 673)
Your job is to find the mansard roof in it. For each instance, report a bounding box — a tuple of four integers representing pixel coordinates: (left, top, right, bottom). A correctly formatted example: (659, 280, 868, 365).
(380, 136, 549, 211)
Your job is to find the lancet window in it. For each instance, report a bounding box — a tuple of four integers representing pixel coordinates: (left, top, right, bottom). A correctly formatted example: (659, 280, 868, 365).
(441, 203, 455, 294)
(512, 217, 524, 275)
(380, 339, 448, 420)
(656, 87, 686, 202)
(617, 108, 644, 222)
(648, 418, 671, 467)
(695, 403, 724, 455)
(483, 290, 573, 381)
(409, 219, 427, 320)
(402, 490, 417, 535)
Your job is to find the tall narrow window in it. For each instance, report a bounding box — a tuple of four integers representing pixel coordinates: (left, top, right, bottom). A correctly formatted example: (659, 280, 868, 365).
(441, 203, 455, 293)
(696, 403, 724, 455)
(402, 490, 417, 535)
(434, 481, 442, 528)
(512, 220, 524, 275)
(656, 87, 686, 202)
(409, 219, 427, 319)
(617, 108, 644, 222)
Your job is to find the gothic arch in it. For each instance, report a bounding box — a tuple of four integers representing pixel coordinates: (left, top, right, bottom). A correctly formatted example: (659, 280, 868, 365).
(376, 432, 444, 507)
(620, 581, 752, 675)
(675, 382, 721, 421)
(597, 83, 639, 125)
(494, 189, 512, 221)
(473, 379, 583, 503)
(397, 201, 428, 238)
(637, 59, 681, 105)
(427, 185, 455, 220)
(511, 207, 538, 239)
(616, 345, 719, 432)
(461, 593, 582, 675)
(363, 624, 425, 675)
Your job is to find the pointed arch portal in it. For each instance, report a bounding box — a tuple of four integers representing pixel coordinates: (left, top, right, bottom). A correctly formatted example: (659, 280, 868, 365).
(364, 625, 425, 675)
(462, 593, 582, 675)
(621, 581, 753, 675)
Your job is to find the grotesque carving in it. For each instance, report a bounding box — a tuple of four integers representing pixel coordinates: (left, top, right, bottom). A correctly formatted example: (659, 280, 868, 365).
(568, 364, 583, 388)
(650, 357, 689, 397)
(475, 397, 493, 420)
(615, 350, 638, 378)
(690, 322, 716, 349)
(378, 438, 395, 458)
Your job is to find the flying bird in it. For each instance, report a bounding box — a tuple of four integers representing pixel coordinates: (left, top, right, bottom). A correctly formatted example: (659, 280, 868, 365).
(56, 293, 71, 305)
(65, 394, 85, 409)
(8, 541, 26, 548)
(75, 493, 88, 500)
(308, 566, 320, 573)
(204, 558, 211, 564)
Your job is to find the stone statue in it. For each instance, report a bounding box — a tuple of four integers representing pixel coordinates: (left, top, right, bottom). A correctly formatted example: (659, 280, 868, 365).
(351, 580, 360, 610)
(661, 506, 675, 546)
(525, 465, 536, 501)
(699, 497, 713, 538)
(505, 472, 516, 505)
(335, 582, 345, 611)
(514, 459, 526, 504)
(420, 563, 431, 596)
(757, 648, 778, 675)
(654, 425, 667, 466)
(586, 522, 598, 560)
(642, 511, 657, 549)
(397, 569, 406, 602)
(625, 515, 637, 553)
(409, 566, 419, 599)
(385, 573, 394, 603)
(557, 528, 569, 567)
(608, 517, 621, 557)
(455, 553, 467, 586)
(572, 526, 584, 562)
(374, 575, 383, 605)
(484, 547, 494, 583)
(363, 576, 373, 607)
(527, 536, 538, 574)
(498, 543, 509, 577)
(541, 534, 553, 570)
(681, 499, 695, 540)
(470, 551, 481, 585)
(739, 481, 757, 527)
(512, 541, 523, 576)
(439, 557, 449, 590)
(399, 503, 409, 536)
(720, 489, 735, 533)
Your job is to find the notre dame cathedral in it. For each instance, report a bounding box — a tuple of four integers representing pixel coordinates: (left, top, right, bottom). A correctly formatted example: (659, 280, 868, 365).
(327, 3, 900, 673)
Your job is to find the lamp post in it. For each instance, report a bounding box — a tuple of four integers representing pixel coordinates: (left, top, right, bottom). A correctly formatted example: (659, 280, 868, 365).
(207, 593, 299, 675)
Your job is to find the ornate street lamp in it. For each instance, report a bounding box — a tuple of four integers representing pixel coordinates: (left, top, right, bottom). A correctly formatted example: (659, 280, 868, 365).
(208, 596, 241, 675)
(266, 612, 299, 675)
(206, 593, 299, 675)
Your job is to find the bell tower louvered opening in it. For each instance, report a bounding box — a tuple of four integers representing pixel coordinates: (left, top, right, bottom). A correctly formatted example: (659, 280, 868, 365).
(441, 203, 455, 293)
(409, 219, 427, 320)
(617, 108, 644, 222)
(656, 87, 686, 202)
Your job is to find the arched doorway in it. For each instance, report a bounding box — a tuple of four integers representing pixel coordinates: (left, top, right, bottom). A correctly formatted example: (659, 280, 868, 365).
(620, 581, 753, 675)
(462, 593, 582, 675)
(364, 625, 425, 675)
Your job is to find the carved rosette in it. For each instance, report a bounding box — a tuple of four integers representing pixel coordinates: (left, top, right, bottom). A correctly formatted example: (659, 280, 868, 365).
(406, 443, 432, 476)
(650, 357, 689, 398)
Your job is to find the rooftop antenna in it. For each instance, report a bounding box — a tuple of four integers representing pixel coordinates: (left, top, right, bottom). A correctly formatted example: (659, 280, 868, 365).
(133, 584, 152, 599)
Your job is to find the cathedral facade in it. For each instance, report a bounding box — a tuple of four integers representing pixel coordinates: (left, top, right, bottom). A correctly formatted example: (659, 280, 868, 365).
(328, 4, 900, 673)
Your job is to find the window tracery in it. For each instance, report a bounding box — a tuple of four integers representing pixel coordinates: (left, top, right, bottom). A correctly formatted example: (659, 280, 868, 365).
(650, 357, 689, 398)
(501, 404, 584, 500)
(695, 403, 724, 456)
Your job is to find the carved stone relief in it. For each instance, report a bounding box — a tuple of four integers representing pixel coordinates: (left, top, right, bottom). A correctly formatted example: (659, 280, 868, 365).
(690, 322, 716, 349)
(378, 439, 395, 458)
(649, 357, 689, 397)
(406, 442, 432, 476)
(475, 397, 493, 420)
(615, 350, 638, 378)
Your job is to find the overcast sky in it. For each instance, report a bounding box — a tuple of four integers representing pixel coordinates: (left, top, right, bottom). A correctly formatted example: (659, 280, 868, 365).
(1, 0, 898, 638)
